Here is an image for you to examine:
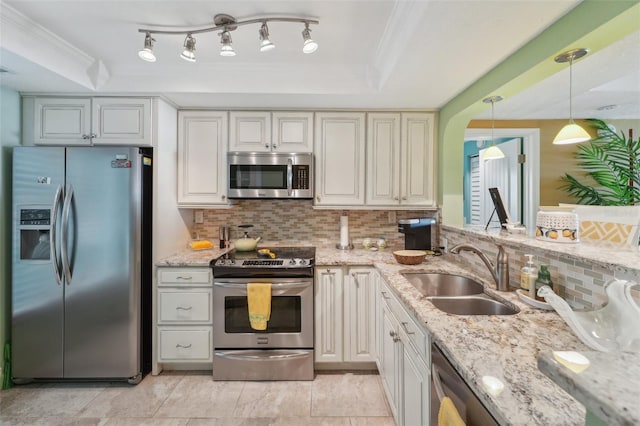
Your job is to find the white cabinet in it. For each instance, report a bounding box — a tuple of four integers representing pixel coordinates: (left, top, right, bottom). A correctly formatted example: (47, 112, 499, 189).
(32, 97, 152, 146)
(367, 112, 436, 207)
(272, 112, 313, 152)
(229, 111, 271, 152)
(177, 110, 229, 207)
(314, 112, 366, 206)
(315, 266, 376, 365)
(377, 277, 430, 426)
(157, 267, 213, 364)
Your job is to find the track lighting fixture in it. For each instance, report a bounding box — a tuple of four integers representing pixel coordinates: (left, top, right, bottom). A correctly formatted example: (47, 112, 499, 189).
(180, 34, 196, 62)
(302, 23, 318, 54)
(481, 96, 505, 160)
(137, 13, 319, 61)
(553, 48, 591, 145)
(138, 32, 156, 62)
(259, 22, 275, 52)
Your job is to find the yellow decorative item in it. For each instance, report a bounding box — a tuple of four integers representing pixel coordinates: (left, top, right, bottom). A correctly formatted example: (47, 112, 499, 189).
(189, 240, 213, 250)
(438, 396, 465, 426)
(247, 283, 272, 330)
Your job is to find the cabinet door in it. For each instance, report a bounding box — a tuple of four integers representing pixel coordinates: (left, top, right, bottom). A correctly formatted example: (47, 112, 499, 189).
(92, 98, 152, 146)
(400, 113, 436, 206)
(34, 98, 92, 145)
(314, 112, 366, 206)
(366, 113, 401, 205)
(344, 268, 376, 362)
(177, 111, 229, 206)
(229, 111, 271, 152)
(272, 112, 313, 152)
(380, 302, 401, 422)
(402, 339, 430, 426)
(315, 267, 344, 363)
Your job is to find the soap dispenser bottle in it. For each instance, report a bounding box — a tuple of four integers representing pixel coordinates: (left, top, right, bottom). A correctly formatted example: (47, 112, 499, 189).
(520, 254, 538, 297)
(535, 264, 553, 301)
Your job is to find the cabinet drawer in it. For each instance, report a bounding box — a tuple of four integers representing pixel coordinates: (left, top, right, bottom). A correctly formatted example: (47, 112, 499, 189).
(158, 327, 212, 361)
(158, 268, 211, 285)
(381, 284, 429, 363)
(158, 289, 212, 323)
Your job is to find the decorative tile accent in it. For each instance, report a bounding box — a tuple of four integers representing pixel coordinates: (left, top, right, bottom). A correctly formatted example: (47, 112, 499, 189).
(192, 200, 439, 249)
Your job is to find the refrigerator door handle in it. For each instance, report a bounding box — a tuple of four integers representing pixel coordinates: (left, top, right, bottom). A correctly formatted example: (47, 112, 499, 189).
(61, 184, 74, 284)
(51, 184, 64, 285)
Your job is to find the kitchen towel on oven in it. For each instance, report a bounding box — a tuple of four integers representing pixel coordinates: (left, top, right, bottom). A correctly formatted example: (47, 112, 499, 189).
(248, 283, 272, 330)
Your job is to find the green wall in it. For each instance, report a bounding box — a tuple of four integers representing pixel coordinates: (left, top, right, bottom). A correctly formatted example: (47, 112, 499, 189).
(0, 86, 21, 385)
(438, 0, 640, 225)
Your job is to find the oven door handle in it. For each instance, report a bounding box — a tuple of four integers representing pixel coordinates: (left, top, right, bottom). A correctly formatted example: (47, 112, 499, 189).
(215, 351, 310, 361)
(213, 281, 311, 290)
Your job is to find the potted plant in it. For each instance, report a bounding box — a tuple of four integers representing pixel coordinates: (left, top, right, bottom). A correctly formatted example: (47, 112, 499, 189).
(560, 119, 640, 205)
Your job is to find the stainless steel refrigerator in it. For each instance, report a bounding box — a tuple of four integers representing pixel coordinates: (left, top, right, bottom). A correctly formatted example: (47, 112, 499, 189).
(11, 146, 152, 384)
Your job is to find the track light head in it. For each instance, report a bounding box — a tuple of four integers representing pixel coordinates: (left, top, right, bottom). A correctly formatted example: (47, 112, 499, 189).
(302, 23, 318, 54)
(180, 34, 196, 62)
(259, 22, 275, 52)
(138, 32, 156, 62)
(220, 30, 236, 57)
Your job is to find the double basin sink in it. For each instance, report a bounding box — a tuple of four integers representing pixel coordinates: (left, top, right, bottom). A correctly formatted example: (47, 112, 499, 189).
(401, 273, 519, 315)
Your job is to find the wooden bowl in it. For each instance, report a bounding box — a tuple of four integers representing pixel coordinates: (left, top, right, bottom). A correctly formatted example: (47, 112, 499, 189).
(393, 250, 427, 265)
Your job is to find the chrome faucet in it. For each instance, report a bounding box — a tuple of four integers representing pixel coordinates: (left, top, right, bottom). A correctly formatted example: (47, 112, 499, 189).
(450, 243, 511, 291)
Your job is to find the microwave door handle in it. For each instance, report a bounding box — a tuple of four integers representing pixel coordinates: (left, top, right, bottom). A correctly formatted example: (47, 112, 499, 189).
(287, 158, 293, 196)
(51, 184, 64, 285)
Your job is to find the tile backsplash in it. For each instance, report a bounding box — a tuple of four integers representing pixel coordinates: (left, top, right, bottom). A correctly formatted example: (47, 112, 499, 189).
(191, 200, 439, 249)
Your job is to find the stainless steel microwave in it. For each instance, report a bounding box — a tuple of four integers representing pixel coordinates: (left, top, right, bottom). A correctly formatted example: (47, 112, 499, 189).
(227, 152, 314, 199)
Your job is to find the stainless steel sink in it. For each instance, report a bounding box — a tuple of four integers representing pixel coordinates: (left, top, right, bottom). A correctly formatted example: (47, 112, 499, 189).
(429, 296, 519, 315)
(401, 272, 519, 315)
(401, 273, 484, 297)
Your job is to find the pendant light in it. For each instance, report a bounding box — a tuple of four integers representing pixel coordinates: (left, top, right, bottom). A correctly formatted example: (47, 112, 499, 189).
(481, 96, 505, 160)
(138, 32, 156, 62)
(180, 34, 196, 62)
(259, 22, 275, 52)
(219, 30, 236, 57)
(553, 48, 591, 145)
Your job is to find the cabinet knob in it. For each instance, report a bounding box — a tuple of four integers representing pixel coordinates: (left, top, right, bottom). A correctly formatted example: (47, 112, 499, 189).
(389, 331, 400, 342)
(402, 196, 408, 200)
(222, 195, 226, 200)
(265, 144, 269, 148)
(272, 144, 277, 149)
(82, 133, 96, 140)
(316, 196, 321, 202)
(394, 196, 399, 200)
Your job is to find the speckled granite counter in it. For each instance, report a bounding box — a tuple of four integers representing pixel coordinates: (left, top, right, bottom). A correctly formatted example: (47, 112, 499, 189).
(158, 246, 592, 425)
(538, 350, 640, 426)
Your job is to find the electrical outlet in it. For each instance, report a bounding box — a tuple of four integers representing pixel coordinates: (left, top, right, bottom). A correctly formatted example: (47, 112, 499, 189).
(194, 210, 204, 224)
(388, 211, 397, 224)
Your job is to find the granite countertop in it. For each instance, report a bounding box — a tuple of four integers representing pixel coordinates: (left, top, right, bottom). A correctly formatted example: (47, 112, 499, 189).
(157, 245, 597, 425)
(538, 350, 640, 426)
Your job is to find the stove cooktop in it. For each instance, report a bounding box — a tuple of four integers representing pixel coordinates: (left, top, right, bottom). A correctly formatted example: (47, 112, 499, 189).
(212, 246, 316, 269)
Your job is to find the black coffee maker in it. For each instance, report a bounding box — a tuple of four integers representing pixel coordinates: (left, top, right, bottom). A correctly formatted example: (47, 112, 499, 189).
(398, 217, 435, 250)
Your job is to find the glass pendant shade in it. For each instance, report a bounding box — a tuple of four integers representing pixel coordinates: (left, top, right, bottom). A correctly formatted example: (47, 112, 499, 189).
(481, 144, 505, 160)
(553, 122, 591, 145)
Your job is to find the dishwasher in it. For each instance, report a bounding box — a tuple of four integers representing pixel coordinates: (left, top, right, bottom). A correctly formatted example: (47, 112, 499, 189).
(430, 343, 499, 426)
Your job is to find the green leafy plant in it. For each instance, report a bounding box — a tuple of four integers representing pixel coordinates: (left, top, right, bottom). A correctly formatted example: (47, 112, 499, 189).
(560, 119, 640, 205)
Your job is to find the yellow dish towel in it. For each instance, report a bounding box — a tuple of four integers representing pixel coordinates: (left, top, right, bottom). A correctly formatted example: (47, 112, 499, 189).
(438, 396, 465, 426)
(247, 283, 272, 330)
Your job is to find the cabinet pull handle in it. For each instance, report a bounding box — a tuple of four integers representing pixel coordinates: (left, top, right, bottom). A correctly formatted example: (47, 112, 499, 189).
(176, 343, 192, 349)
(351, 273, 359, 286)
(401, 321, 415, 335)
(176, 276, 192, 280)
(176, 306, 193, 311)
(381, 291, 391, 300)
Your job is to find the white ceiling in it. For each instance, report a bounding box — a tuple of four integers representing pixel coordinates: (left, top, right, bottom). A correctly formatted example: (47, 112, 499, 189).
(0, 0, 637, 118)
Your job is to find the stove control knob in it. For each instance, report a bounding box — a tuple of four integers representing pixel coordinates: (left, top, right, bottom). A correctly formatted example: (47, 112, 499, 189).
(228, 259, 235, 265)
(298, 259, 307, 265)
(289, 259, 297, 265)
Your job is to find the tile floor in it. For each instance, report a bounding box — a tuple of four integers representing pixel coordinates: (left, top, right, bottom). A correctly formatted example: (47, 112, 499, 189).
(0, 371, 394, 426)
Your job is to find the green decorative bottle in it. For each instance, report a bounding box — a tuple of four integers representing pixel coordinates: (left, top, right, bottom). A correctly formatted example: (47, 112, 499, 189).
(535, 264, 553, 301)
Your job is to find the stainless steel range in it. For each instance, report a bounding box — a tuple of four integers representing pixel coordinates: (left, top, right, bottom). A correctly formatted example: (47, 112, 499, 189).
(211, 247, 315, 380)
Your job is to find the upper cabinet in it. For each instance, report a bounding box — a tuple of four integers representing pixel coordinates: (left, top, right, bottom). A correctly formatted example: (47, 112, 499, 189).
(230, 111, 313, 153)
(366, 112, 436, 207)
(177, 110, 229, 207)
(30, 97, 152, 146)
(272, 112, 314, 153)
(314, 112, 366, 206)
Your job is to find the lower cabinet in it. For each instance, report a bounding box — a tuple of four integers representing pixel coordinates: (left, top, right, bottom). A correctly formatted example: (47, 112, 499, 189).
(156, 267, 213, 368)
(315, 266, 376, 365)
(377, 277, 430, 426)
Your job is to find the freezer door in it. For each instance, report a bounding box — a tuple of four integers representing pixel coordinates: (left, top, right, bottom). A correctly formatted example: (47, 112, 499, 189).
(63, 147, 142, 378)
(12, 147, 66, 379)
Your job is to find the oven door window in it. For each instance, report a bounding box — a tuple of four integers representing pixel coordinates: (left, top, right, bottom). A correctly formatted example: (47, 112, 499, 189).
(229, 165, 287, 190)
(224, 296, 301, 333)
